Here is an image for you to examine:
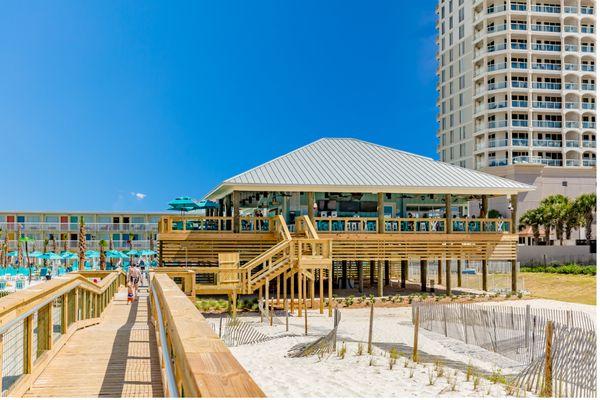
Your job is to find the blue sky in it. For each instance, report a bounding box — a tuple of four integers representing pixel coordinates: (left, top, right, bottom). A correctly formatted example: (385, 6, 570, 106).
(0, 0, 438, 212)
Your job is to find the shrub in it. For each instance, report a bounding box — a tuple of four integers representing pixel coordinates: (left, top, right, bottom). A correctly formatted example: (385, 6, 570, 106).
(488, 369, 507, 385)
(389, 347, 399, 370)
(356, 342, 364, 356)
(344, 295, 354, 307)
(338, 341, 347, 359)
(521, 263, 596, 275)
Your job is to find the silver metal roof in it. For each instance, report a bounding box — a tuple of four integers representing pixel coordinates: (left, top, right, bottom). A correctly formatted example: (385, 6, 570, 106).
(206, 138, 534, 199)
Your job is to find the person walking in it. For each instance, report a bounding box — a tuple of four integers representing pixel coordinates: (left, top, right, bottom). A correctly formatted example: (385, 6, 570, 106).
(126, 264, 141, 301)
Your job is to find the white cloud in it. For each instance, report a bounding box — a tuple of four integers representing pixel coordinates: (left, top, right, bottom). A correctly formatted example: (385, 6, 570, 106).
(130, 192, 147, 200)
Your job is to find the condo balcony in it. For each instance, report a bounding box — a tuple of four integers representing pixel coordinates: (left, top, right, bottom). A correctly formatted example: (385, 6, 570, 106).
(581, 26, 595, 34)
(512, 138, 529, 146)
(487, 5, 507, 14)
(540, 158, 563, 166)
(531, 5, 560, 13)
(511, 22, 527, 31)
(511, 42, 528, 50)
(513, 156, 542, 164)
(532, 62, 561, 71)
(512, 120, 529, 127)
(582, 103, 596, 110)
(563, 25, 578, 33)
(581, 45, 595, 53)
(0, 222, 158, 232)
(488, 138, 508, 148)
(564, 82, 579, 90)
(488, 120, 508, 128)
(488, 62, 507, 72)
(511, 61, 528, 69)
(512, 100, 528, 108)
(564, 44, 578, 52)
(566, 140, 580, 147)
(582, 121, 597, 129)
(565, 159, 581, 166)
(489, 81, 508, 91)
(582, 140, 597, 148)
(533, 120, 562, 128)
(581, 6, 594, 15)
(581, 64, 595, 72)
(564, 6, 578, 14)
(533, 139, 562, 148)
(488, 158, 508, 167)
(582, 159, 597, 166)
(510, 3, 526, 11)
(564, 120, 580, 128)
(532, 82, 561, 90)
(531, 43, 561, 52)
(564, 101, 579, 110)
(582, 83, 596, 91)
(533, 101, 561, 109)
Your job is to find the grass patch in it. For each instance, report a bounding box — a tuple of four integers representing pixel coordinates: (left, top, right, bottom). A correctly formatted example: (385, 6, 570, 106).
(521, 272, 596, 305)
(521, 264, 596, 275)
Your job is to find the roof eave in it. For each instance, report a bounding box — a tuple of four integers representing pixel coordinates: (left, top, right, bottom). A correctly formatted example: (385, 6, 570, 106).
(205, 183, 535, 200)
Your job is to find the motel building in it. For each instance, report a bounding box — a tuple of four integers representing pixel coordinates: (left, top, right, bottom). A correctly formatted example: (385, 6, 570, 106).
(157, 138, 533, 314)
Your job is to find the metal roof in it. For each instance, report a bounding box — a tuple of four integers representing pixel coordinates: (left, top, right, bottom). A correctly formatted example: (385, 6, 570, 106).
(205, 138, 535, 199)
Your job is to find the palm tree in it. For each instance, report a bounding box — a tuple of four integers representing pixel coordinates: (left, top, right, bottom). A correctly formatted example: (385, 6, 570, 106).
(564, 201, 581, 241)
(78, 217, 86, 271)
(99, 239, 107, 270)
(520, 208, 544, 244)
(540, 195, 569, 245)
(16, 225, 23, 266)
(19, 236, 34, 283)
(574, 193, 597, 244)
(42, 238, 49, 267)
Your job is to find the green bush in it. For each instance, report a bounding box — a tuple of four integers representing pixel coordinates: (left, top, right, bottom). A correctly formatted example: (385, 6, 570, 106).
(521, 263, 596, 276)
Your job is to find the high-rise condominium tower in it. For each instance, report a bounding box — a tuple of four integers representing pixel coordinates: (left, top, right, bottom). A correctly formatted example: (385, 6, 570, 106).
(436, 0, 596, 225)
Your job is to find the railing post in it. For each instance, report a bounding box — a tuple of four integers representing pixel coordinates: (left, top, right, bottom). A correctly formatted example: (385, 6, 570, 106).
(62, 294, 68, 334)
(26, 315, 34, 373)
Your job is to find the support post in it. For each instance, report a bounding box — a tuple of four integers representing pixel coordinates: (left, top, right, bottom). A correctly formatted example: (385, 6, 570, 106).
(297, 271, 303, 317)
(265, 278, 270, 311)
(377, 261, 384, 297)
(319, 269, 324, 314)
(412, 307, 419, 362)
(482, 259, 488, 291)
(358, 261, 364, 293)
(370, 260, 375, 286)
(541, 321, 554, 397)
(510, 194, 518, 293)
(232, 191, 240, 233)
(341, 260, 347, 289)
(437, 259, 442, 285)
(420, 259, 427, 292)
(456, 259, 462, 287)
(367, 301, 374, 354)
(283, 273, 288, 312)
(400, 260, 407, 289)
(384, 260, 390, 287)
(290, 272, 295, 314)
(307, 192, 315, 224)
(481, 195, 488, 218)
(328, 266, 333, 317)
(445, 259, 451, 296)
(277, 275, 281, 306)
(445, 194, 452, 234)
(310, 274, 315, 309)
(377, 192, 385, 234)
(231, 291, 237, 318)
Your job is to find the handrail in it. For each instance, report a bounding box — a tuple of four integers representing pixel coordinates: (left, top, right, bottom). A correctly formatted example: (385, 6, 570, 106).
(274, 215, 292, 241)
(150, 279, 178, 397)
(314, 217, 378, 233)
(0, 270, 125, 397)
(149, 274, 264, 397)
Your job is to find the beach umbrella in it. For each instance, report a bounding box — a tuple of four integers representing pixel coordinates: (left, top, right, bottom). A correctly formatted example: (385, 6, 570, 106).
(38, 252, 62, 260)
(125, 250, 140, 256)
(7, 251, 18, 257)
(167, 196, 201, 214)
(85, 250, 100, 259)
(107, 250, 128, 258)
(139, 250, 156, 256)
(28, 251, 43, 258)
(60, 251, 76, 258)
(197, 200, 219, 209)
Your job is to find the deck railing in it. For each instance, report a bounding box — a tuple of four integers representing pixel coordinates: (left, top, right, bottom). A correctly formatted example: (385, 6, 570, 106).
(314, 217, 379, 233)
(450, 218, 511, 233)
(0, 270, 125, 397)
(149, 273, 264, 397)
(384, 218, 446, 233)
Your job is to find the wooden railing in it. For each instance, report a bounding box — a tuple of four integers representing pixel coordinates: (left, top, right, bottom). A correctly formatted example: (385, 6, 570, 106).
(384, 218, 446, 233)
(314, 217, 378, 233)
(149, 273, 264, 397)
(239, 216, 272, 233)
(159, 216, 234, 233)
(450, 218, 511, 233)
(0, 270, 125, 397)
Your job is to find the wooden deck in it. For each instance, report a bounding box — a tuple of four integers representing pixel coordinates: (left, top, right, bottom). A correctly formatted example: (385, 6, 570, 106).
(24, 288, 163, 398)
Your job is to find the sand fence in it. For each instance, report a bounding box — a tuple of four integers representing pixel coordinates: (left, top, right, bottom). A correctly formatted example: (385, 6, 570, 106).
(413, 302, 596, 397)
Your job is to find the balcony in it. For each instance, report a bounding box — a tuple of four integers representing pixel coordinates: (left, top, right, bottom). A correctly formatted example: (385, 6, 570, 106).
(0, 222, 159, 232)
(564, 63, 578, 71)
(564, 120, 580, 128)
(582, 140, 597, 148)
(511, 23, 527, 31)
(564, 102, 579, 110)
(581, 7, 594, 15)
(489, 139, 508, 148)
(582, 103, 596, 110)
(475, 141, 486, 151)
(512, 138, 529, 146)
(531, 25, 560, 33)
(531, 5, 560, 13)
(513, 156, 542, 164)
(533, 139, 562, 147)
(487, 24, 507, 34)
(533, 101, 561, 109)
(564, 83, 579, 90)
(489, 120, 508, 129)
(582, 159, 597, 167)
(512, 120, 529, 127)
(581, 26, 595, 34)
(511, 80, 528, 89)
(566, 140, 580, 147)
(532, 43, 561, 52)
(565, 159, 581, 166)
(487, 5, 507, 14)
(511, 61, 528, 69)
(533, 120, 562, 128)
(563, 25, 578, 33)
(582, 121, 597, 129)
(581, 45, 595, 53)
(532, 82, 561, 90)
(582, 84, 596, 91)
(488, 158, 508, 167)
(511, 42, 528, 50)
(532, 63, 561, 71)
(581, 65, 595, 72)
(564, 44, 578, 52)
(487, 43, 507, 53)
(541, 158, 563, 166)
(512, 100, 528, 107)
(510, 3, 526, 11)
(488, 81, 508, 91)
(488, 62, 507, 72)
(488, 101, 508, 110)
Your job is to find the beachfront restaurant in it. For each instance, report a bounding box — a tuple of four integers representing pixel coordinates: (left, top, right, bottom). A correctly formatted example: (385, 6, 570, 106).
(157, 138, 533, 309)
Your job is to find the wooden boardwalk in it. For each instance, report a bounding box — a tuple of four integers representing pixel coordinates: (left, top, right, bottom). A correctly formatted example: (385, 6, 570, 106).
(24, 288, 163, 397)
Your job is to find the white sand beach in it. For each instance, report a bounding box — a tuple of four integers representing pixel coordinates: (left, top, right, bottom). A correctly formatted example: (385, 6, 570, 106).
(214, 298, 594, 397)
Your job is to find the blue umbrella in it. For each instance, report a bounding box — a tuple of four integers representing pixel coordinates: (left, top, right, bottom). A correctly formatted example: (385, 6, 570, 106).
(38, 252, 62, 260)
(139, 250, 156, 256)
(167, 196, 201, 213)
(85, 250, 100, 259)
(125, 250, 140, 256)
(7, 251, 18, 257)
(61, 251, 77, 259)
(197, 200, 219, 209)
(106, 250, 128, 259)
(28, 251, 43, 258)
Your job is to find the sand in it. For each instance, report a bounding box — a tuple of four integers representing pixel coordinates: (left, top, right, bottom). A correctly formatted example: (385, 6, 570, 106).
(208, 298, 593, 397)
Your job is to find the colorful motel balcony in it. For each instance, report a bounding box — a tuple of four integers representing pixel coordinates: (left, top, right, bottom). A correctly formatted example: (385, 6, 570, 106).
(5, 239, 154, 251)
(0, 222, 158, 232)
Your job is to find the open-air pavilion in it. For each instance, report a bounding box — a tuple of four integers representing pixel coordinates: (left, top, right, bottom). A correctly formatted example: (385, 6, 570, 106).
(156, 138, 534, 315)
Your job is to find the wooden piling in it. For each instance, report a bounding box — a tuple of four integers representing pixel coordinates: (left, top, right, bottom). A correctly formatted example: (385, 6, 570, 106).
(367, 301, 374, 354)
(413, 306, 419, 362)
(541, 321, 554, 397)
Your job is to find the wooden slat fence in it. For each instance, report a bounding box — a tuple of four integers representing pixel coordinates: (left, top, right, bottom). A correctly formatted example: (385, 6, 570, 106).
(413, 302, 596, 397)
